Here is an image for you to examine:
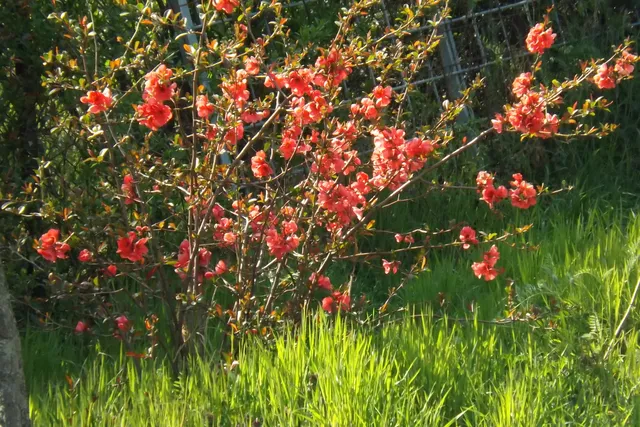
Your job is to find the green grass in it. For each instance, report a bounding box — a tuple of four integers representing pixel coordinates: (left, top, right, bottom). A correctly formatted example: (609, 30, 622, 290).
(24, 204, 640, 426)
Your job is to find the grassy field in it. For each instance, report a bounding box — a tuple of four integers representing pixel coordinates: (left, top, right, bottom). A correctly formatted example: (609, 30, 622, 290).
(24, 197, 640, 426)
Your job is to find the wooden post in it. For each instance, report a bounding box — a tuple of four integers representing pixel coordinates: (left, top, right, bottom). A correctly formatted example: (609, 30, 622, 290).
(0, 257, 30, 427)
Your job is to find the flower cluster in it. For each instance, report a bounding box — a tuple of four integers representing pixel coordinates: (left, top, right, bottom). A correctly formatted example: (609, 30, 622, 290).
(322, 291, 350, 313)
(311, 122, 360, 176)
(593, 50, 639, 89)
(78, 249, 94, 262)
(493, 83, 560, 139)
(476, 171, 537, 210)
(38, 7, 639, 352)
(222, 70, 250, 109)
(280, 125, 313, 160)
(213, 0, 239, 15)
(265, 224, 300, 259)
(310, 273, 333, 291)
(525, 23, 556, 55)
(311, 273, 353, 314)
(350, 85, 393, 120)
(459, 226, 478, 250)
(121, 174, 137, 205)
(370, 127, 435, 190)
(382, 259, 401, 275)
(116, 231, 149, 263)
(136, 65, 175, 131)
(313, 49, 352, 89)
(509, 173, 537, 209)
(316, 180, 366, 232)
(491, 25, 561, 139)
(80, 88, 113, 114)
(394, 233, 414, 244)
(174, 239, 214, 282)
(213, 207, 236, 247)
(476, 171, 507, 209)
(36, 229, 71, 263)
(471, 245, 502, 281)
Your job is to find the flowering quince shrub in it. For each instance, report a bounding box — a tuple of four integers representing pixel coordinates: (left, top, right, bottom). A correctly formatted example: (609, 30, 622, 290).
(17, 0, 638, 358)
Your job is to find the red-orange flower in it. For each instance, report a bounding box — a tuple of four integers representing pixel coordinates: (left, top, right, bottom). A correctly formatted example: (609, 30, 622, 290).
(459, 226, 478, 250)
(116, 232, 149, 263)
(310, 273, 332, 291)
(75, 321, 90, 334)
(36, 229, 71, 263)
(175, 239, 191, 269)
(483, 245, 500, 266)
(321, 296, 334, 313)
(213, 0, 238, 14)
(476, 171, 494, 190)
(264, 71, 288, 91)
(104, 264, 118, 277)
(359, 98, 378, 120)
(471, 261, 499, 281)
(137, 99, 172, 131)
(206, 124, 219, 140)
(115, 315, 130, 332)
(322, 291, 350, 313)
(481, 185, 508, 209)
(472, 245, 501, 281)
(251, 150, 273, 178)
(196, 95, 215, 118)
(382, 259, 400, 275)
(525, 23, 556, 54)
(491, 114, 504, 133)
(509, 173, 537, 209)
(77, 249, 93, 263)
(593, 64, 616, 89)
(511, 72, 532, 98)
(244, 56, 260, 75)
(223, 123, 244, 145)
(615, 59, 634, 77)
(241, 109, 269, 124)
(173, 239, 212, 281)
(372, 85, 392, 107)
(143, 65, 176, 102)
(214, 260, 228, 275)
(121, 174, 136, 205)
(80, 88, 113, 114)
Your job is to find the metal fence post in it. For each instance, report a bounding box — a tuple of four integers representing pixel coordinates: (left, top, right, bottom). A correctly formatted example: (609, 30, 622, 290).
(438, 18, 472, 122)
